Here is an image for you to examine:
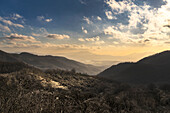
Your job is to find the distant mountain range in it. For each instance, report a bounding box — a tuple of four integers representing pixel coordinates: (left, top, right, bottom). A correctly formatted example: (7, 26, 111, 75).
(2, 49, 170, 84)
(0, 50, 104, 75)
(98, 51, 170, 84)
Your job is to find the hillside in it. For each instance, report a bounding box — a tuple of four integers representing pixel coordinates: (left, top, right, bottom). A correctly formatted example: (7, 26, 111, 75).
(98, 51, 170, 84)
(0, 50, 104, 75)
(0, 62, 170, 112)
(0, 50, 19, 62)
(138, 51, 170, 65)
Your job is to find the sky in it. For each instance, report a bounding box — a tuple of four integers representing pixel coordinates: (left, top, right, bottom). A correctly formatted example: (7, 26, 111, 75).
(0, 0, 170, 66)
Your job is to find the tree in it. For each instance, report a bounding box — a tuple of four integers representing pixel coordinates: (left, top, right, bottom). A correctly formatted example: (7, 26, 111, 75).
(71, 68, 76, 73)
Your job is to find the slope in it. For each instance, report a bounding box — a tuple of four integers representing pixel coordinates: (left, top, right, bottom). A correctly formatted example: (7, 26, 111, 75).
(98, 51, 170, 84)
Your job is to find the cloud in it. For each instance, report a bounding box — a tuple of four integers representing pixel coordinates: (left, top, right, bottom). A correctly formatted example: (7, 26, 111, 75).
(78, 36, 105, 45)
(12, 13, 23, 20)
(39, 27, 49, 34)
(0, 41, 99, 52)
(82, 27, 88, 34)
(105, 0, 131, 14)
(85, 36, 100, 42)
(37, 16, 45, 21)
(45, 19, 52, 22)
(83, 16, 93, 24)
(164, 20, 170, 28)
(0, 34, 74, 49)
(37, 16, 53, 23)
(104, 26, 133, 43)
(46, 44, 89, 50)
(31, 33, 42, 37)
(164, 25, 170, 28)
(104, 25, 145, 45)
(3, 33, 39, 43)
(0, 16, 24, 28)
(0, 33, 43, 49)
(97, 16, 102, 21)
(0, 23, 11, 32)
(78, 38, 85, 42)
(107, 36, 116, 40)
(79, 0, 86, 5)
(105, 11, 117, 20)
(46, 34, 70, 39)
(1, 42, 41, 48)
(104, 0, 170, 46)
(31, 28, 49, 37)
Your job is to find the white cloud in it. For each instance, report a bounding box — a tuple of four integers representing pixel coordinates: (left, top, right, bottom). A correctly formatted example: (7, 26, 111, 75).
(104, 26, 143, 44)
(78, 38, 85, 42)
(82, 27, 88, 34)
(83, 16, 93, 24)
(31, 33, 42, 37)
(107, 37, 114, 40)
(3, 33, 39, 43)
(105, 0, 141, 14)
(79, 0, 86, 5)
(0, 16, 24, 28)
(104, 0, 170, 46)
(45, 19, 52, 22)
(37, 16, 53, 23)
(85, 36, 100, 42)
(12, 13, 23, 20)
(79, 36, 105, 45)
(97, 16, 102, 21)
(46, 34, 70, 40)
(105, 11, 117, 20)
(0, 23, 11, 32)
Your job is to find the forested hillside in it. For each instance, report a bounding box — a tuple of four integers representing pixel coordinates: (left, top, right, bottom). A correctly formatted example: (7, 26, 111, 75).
(0, 62, 170, 113)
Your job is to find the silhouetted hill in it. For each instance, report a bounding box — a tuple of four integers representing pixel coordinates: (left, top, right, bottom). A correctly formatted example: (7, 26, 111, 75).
(98, 62, 134, 79)
(98, 51, 170, 84)
(0, 50, 19, 62)
(138, 50, 170, 65)
(0, 50, 104, 75)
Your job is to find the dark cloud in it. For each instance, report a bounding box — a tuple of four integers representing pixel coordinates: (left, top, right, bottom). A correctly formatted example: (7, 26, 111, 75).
(164, 25, 170, 28)
(46, 34, 70, 39)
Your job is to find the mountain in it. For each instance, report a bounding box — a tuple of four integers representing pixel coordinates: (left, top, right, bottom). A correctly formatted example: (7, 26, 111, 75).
(137, 50, 170, 65)
(98, 51, 170, 84)
(0, 50, 104, 75)
(0, 61, 31, 74)
(0, 62, 170, 112)
(0, 50, 19, 62)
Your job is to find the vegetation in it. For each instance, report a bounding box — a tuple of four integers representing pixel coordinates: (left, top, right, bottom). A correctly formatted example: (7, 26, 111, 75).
(0, 61, 29, 74)
(0, 62, 170, 113)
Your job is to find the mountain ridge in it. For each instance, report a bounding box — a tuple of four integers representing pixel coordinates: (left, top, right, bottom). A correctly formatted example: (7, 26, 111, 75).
(0, 50, 104, 75)
(98, 50, 170, 84)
